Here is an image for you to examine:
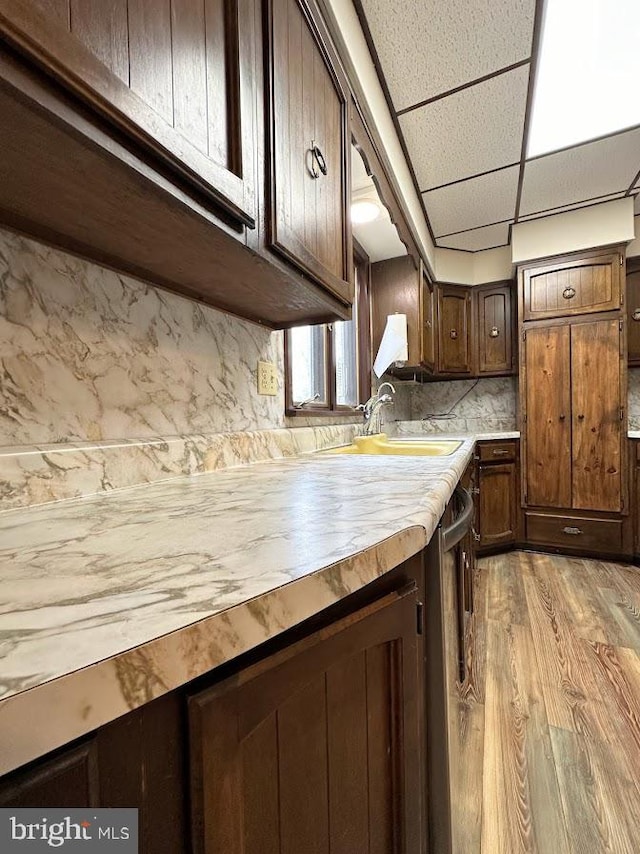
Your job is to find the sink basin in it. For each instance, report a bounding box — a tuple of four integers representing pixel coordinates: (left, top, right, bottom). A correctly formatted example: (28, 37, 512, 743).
(323, 433, 463, 456)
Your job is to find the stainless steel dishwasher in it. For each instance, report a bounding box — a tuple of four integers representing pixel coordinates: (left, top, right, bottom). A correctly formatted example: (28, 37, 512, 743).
(424, 484, 474, 854)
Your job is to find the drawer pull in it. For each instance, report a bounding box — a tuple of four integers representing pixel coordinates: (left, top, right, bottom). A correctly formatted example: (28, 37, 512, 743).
(492, 449, 509, 456)
(562, 287, 576, 300)
(450, 329, 458, 340)
(489, 326, 500, 338)
(633, 309, 640, 321)
(562, 526, 583, 535)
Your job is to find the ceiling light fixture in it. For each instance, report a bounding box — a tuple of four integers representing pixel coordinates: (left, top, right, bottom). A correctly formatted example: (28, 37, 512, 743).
(527, 0, 640, 158)
(351, 198, 381, 224)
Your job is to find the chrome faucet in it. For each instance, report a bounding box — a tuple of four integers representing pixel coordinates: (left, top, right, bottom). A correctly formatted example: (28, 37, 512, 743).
(360, 382, 396, 435)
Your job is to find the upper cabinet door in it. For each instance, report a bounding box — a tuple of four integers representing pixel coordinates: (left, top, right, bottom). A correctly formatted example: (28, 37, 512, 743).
(0, 0, 256, 226)
(266, 0, 353, 305)
(422, 273, 436, 372)
(437, 285, 473, 374)
(521, 249, 623, 322)
(476, 283, 513, 375)
(627, 259, 640, 366)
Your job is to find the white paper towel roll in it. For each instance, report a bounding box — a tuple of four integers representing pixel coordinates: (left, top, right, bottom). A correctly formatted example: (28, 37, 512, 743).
(373, 313, 408, 378)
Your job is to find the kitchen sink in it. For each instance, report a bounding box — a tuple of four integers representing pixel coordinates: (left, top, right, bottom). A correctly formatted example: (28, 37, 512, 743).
(322, 433, 463, 456)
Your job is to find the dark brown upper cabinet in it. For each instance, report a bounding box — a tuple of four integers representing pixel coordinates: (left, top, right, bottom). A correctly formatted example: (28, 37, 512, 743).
(264, 0, 353, 306)
(520, 247, 623, 322)
(371, 265, 516, 380)
(627, 257, 640, 366)
(437, 285, 473, 375)
(371, 255, 425, 368)
(0, 0, 257, 227)
(476, 283, 514, 376)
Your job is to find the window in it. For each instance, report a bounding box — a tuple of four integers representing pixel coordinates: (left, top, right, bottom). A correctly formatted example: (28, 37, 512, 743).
(286, 246, 371, 414)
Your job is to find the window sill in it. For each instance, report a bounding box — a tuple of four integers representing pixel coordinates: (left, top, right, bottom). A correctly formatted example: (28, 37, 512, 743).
(285, 407, 362, 419)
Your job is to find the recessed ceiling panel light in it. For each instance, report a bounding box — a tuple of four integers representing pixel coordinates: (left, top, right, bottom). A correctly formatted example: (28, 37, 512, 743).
(527, 0, 640, 158)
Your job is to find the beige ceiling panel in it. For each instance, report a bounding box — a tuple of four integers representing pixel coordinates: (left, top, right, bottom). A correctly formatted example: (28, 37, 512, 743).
(518, 192, 627, 222)
(423, 165, 520, 237)
(400, 66, 529, 190)
(359, 0, 536, 110)
(519, 128, 640, 216)
(635, 193, 640, 214)
(438, 222, 510, 252)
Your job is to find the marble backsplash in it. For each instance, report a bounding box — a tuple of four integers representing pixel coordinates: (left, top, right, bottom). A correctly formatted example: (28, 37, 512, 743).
(0, 228, 360, 509)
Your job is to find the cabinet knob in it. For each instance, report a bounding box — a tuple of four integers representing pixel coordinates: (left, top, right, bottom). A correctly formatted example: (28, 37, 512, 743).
(559, 414, 566, 421)
(562, 286, 576, 300)
(577, 414, 585, 420)
(450, 329, 458, 340)
(633, 308, 640, 321)
(489, 326, 500, 338)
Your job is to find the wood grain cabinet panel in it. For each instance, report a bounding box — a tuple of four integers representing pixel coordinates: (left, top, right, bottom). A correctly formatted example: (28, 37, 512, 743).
(422, 274, 436, 372)
(521, 249, 623, 321)
(571, 319, 623, 512)
(0, 0, 256, 225)
(476, 283, 513, 375)
(265, 0, 352, 305)
(477, 462, 518, 549)
(522, 325, 572, 508)
(187, 587, 422, 854)
(437, 285, 473, 374)
(371, 255, 424, 368)
(627, 259, 640, 365)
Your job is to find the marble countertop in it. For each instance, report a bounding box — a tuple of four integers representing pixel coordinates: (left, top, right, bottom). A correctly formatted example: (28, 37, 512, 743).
(0, 438, 475, 775)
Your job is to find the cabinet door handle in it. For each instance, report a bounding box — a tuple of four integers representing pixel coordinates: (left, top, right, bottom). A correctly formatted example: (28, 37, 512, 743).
(312, 145, 328, 176)
(562, 286, 576, 300)
(489, 326, 500, 338)
(562, 526, 582, 535)
(577, 414, 585, 420)
(633, 309, 640, 321)
(559, 414, 566, 421)
(450, 329, 458, 339)
(307, 146, 320, 179)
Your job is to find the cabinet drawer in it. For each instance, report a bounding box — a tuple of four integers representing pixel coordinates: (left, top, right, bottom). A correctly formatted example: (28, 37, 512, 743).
(525, 512, 623, 554)
(477, 441, 517, 463)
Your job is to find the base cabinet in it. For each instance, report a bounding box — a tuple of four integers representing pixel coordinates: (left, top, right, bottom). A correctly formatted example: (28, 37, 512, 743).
(188, 585, 422, 854)
(0, 563, 428, 854)
(475, 440, 520, 554)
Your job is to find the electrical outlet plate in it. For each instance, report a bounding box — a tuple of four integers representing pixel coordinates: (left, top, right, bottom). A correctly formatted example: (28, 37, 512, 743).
(257, 360, 278, 395)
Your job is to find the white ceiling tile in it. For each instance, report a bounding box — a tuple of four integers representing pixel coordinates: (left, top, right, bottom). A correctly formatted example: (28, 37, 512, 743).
(400, 66, 529, 190)
(359, 0, 536, 110)
(423, 165, 520, 236)
(519, 128, 640, 215)
(438, 222, 510, 252)
(518, 192, 627, 222)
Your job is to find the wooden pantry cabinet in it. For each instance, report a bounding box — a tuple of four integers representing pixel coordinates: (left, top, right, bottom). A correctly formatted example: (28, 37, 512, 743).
(0, 0, 353, 327)
(370, 258, 515, 379)
(519, 248, 630, 558)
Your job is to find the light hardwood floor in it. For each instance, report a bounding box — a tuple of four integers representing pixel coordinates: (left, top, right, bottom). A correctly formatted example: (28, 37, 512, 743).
(452, 551, 640, 854)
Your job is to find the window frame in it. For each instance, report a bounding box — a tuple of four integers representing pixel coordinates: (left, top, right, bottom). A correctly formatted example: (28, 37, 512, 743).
(285, 241, 372, 417)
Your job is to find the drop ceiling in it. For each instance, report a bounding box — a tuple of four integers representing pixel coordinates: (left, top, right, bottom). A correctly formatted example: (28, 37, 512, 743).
(355, 0, 640, 253)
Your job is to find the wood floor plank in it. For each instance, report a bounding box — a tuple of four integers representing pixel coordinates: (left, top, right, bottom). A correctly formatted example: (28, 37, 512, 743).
(549, 726, 635, 854)
(554, 556, 618, 644)
(452, 552, 640, 854)
(597, 588, 640, 650)
(486, 553, 529, 627)
(521, 555, 610, 739)
(481, 619, 536, 854)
